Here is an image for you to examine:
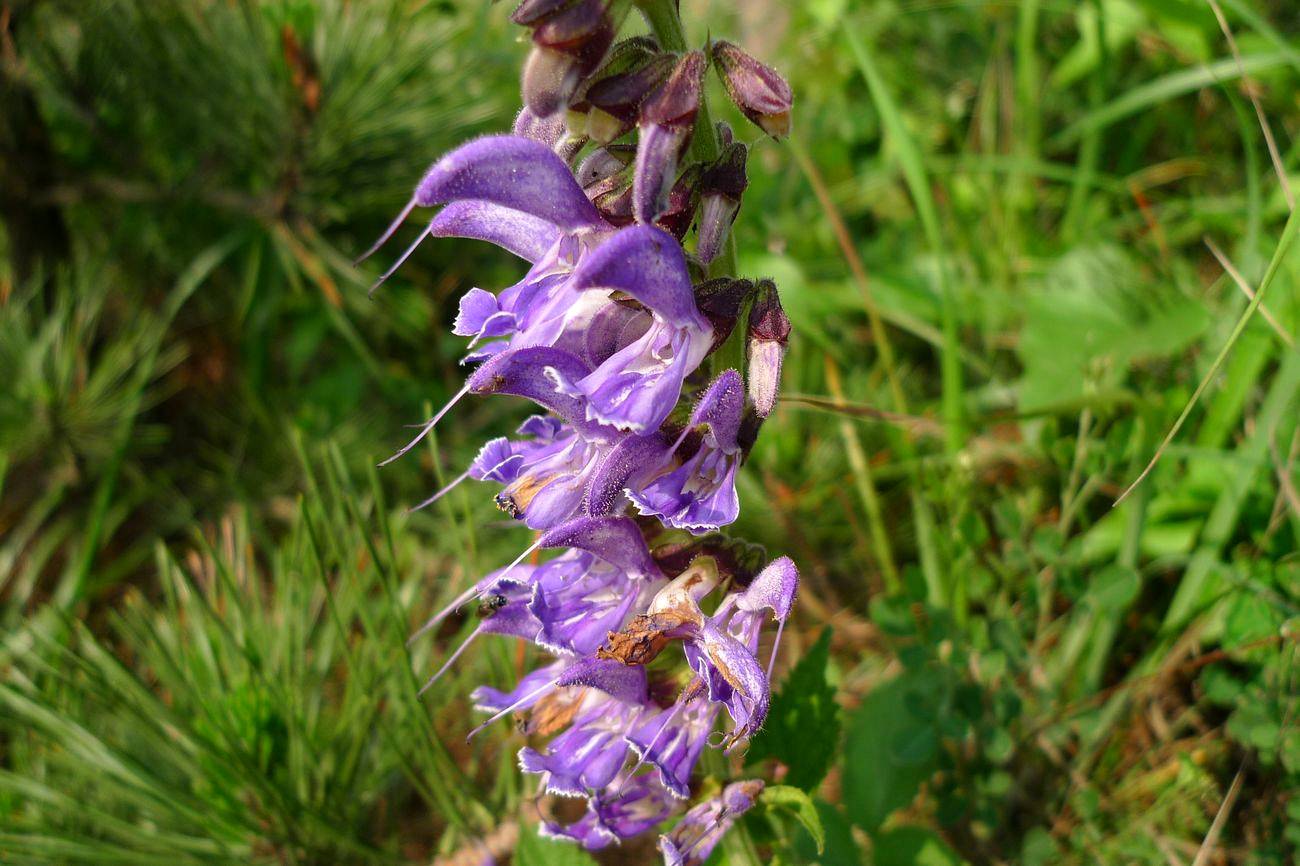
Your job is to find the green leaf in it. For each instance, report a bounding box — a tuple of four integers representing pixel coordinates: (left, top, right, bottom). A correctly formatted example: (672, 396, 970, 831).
(761, 785, 825, 855)
(515, 822, 600, 866)
(842, 670, 942, 833)
(890, 724, 939, 767)
(874, 826, 968, 866)
(1224, 592, 1278, 647)
(746, 627, 840, 790)
(791, 800, 864, 866)
(1090, 564, 1141, 612)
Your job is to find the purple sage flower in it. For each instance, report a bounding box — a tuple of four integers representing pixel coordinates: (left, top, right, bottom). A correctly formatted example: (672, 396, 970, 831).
(659, 779, 765, 866)
(542, 773, 675, 849)
(626, 369, 746, 534)
(364, 4, 799, 859)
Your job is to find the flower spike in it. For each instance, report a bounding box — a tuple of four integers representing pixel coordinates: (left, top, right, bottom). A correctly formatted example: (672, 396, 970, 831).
(369, 4, 799, 857)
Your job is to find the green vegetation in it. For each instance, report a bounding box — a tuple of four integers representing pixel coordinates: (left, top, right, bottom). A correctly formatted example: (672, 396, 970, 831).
(2, 0, 1298, 863)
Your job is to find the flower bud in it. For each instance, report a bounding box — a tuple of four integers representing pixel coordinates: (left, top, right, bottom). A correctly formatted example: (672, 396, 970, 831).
(521, 0, 615, 117)
(511, 0, 579, 27)
(694, 277, 754, 352)
(745, 279, 790, 418)
(695, 142, 748, 265)
(586, 172, 635, 225)
(655, 162, 701, 242)
(650, 532, 767, 583)
(584, 51, 676, 143)
(711, 40, 793, 138)
(632, 50, 705, 223)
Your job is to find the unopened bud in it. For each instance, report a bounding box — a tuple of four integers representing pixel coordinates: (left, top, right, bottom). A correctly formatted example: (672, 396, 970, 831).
(745, 279, 790, 418)
(711, 40, 793, 138)
(651, 532, 767, 583)
(584, 51, 676, 142)
(511, 0, 579, 27)
(694, 277, 754, 352)
(522, 46, 583, 118)
(587, 172, 635, 225)
(655, 163, 702, 241)
(640, 49, 705, 129)
(521, 0, 614, 117)
(695, 142, 748, 265)
(632, 50, 705, 222)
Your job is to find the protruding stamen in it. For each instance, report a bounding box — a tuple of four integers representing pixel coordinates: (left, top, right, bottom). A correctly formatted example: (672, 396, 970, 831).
(354, 198, 417, 266)
(379, 383, 471, 467)
(766, 616, 785, 682)
(496, 536, 544, 585)
(466, 674, 562, 742)
(407, 582, 482, 646)
(368, 219, 435, 297)
(408, 469, 471, 513)
(677, 807, 732, 860)
(619, 697, 688, 796)
(418, 625, 482, 695)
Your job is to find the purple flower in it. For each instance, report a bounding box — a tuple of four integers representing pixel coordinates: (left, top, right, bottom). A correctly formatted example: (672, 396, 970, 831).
(553, 224, 713, 432)
(626, 684, 719, 799)
(541, 773, 675, 849)
(528, 549, 659, 655)
(365, 5, 801, 855)
(469, 656, 649, 741)
(414, 516, 665, 690)
(519, 692, 642, 797)
(717, 555, 799, 679)
(358, 135, 604, 273)
(599, 558, 799, 749)
(627, 369, 745, 533)
(659, 779, 764, 866)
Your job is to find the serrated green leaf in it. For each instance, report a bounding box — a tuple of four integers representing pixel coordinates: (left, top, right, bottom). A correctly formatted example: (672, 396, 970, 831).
(745, 627, 840, 790)
(761, 785, 825, 854)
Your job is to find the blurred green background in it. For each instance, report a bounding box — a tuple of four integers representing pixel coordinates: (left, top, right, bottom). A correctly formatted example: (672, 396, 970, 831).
(2, 0, 1299, 863)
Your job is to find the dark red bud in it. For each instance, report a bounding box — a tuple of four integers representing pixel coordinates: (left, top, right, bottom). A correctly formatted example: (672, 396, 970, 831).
(571, 35, 661, 111)
(654, 162, 702, 241)
(521, 0, 614, 117)
(531, 0, 609, 53)
(511, 0, 579, 27)
(588, 174, 635, 225)
(700, 142, 748, 201)
(747, 279, 790, 344)
(640, 49, 706, 129)
(694, 277, 755, 351)
(711, 40, 793, 138)
(586, 52, 677, 123)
